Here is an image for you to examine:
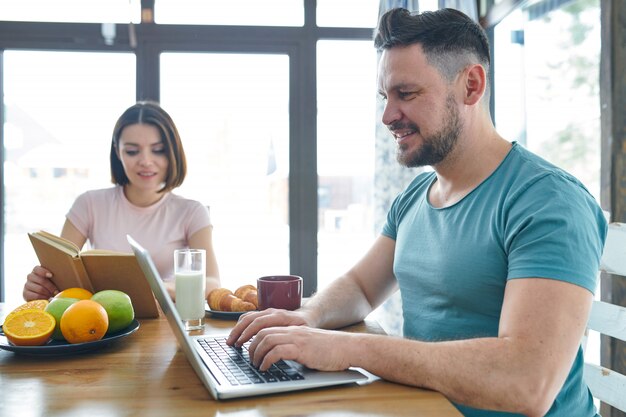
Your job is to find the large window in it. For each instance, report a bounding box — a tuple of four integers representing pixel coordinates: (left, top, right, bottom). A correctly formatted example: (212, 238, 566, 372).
(154, 0, 304, 26)
(161, 52, 290, 290)
(3, 51, 135, 303)
(0, 2, 378, 303)
(492, 0, 602, 369)
(316, 40, 377, 289)
(0, 0, 141, 23)
(316, 0, 378, 27)
(494, 0, 601, 200)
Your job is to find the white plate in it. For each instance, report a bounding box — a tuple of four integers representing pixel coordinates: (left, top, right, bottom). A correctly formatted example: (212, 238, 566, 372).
(205, 308, 251, 320)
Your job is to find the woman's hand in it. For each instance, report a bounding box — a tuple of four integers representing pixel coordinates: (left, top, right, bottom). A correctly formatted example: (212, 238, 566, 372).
(23, 266, 59, 300)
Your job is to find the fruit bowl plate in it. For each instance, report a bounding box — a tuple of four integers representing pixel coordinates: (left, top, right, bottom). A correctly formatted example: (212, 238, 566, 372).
(0, 319, 140, 355)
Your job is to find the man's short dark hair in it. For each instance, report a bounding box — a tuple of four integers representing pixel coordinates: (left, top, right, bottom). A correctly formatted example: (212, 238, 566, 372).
(374, 8, 491, 83)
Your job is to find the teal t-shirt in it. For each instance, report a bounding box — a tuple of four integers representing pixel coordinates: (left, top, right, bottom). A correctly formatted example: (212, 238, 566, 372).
(382, 142, 607, 417)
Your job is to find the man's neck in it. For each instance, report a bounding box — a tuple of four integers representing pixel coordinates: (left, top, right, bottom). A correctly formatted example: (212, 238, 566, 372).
(429, 128, 511, 208)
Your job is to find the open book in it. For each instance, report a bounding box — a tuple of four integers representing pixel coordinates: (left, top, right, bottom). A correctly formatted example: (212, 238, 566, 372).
(28, 230, 159, 318)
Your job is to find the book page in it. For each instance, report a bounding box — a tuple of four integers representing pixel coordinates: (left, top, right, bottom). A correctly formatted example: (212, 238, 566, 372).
(82, 249, 133, 256)
(30, 231, 80, 257)
(28, 232, 93, 292)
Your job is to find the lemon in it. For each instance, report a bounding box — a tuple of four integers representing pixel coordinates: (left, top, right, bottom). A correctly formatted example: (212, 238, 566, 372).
(91, 290, 135, 333)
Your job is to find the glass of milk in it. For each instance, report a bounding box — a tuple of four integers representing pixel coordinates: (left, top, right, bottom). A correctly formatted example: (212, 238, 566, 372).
(174, 248, 206, 330)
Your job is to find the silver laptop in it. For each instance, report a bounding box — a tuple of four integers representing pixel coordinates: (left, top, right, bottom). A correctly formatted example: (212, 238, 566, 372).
(127, 235, 371, 400)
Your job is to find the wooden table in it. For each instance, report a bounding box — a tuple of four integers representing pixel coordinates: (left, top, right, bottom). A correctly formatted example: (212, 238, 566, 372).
(0, 303, 461, 417)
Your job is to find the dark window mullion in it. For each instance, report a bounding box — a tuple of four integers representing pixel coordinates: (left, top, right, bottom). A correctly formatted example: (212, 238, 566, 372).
(0, 50, 4, 302)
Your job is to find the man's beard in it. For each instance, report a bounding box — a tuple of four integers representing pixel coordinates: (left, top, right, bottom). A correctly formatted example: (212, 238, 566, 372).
(396, 95, 462, 168)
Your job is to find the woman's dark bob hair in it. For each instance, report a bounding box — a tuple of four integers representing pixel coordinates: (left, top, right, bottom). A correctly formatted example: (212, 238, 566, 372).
(110, 101, 187, 193)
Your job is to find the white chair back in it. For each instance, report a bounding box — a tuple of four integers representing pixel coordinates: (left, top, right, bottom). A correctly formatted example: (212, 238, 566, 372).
(584, 222, 626, 412)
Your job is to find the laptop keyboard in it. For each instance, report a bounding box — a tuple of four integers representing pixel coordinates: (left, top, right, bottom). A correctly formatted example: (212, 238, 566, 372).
(198, 337, 305, 386)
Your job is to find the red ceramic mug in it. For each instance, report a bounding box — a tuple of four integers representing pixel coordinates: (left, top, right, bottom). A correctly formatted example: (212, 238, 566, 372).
(257, 275, 303, 311)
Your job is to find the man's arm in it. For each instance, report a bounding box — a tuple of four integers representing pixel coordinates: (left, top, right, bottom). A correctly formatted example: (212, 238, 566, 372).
(302, 235, 399, 329)
(239, 241, 590, 416)
(331, 278, 591, 417)
(228, 235, 398, 345)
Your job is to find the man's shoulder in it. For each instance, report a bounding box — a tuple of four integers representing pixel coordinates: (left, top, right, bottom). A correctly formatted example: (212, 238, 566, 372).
(400, 171, 436, 197)
(381, 171, 431, 219)
(503, 143, 591, 196)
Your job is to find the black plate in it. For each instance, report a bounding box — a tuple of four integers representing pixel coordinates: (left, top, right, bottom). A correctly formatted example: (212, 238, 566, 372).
(205, 308, 249, 320)
(0, 319, 140, 355)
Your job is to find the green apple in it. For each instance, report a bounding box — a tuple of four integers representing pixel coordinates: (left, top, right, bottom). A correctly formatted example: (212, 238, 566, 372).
(45, 297, 80, 340)
(91, 290, 135, 333)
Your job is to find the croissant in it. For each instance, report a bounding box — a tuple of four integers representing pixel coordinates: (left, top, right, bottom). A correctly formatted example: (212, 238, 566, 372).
(234, 285, 258, 308)
(207, 288, 256, 312)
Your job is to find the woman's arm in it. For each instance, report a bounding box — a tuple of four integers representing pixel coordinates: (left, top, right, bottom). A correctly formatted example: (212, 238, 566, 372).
(60, 218, 88, 248)
(188, 225, 221, 297)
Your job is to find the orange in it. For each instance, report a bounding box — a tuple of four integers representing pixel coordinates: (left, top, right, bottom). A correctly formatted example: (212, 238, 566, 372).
(5, 299, 50, 323)
(8, 299, 49, 313)
(60, 299, 109, 344)
(55, 287, 93, 300)
(3, 309, 55, 346)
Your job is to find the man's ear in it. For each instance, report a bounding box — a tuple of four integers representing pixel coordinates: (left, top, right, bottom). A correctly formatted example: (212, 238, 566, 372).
(463, 64, 486, 106)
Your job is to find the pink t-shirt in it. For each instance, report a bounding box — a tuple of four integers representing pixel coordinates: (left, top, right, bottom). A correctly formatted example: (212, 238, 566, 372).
(66, 186, 211, 281)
